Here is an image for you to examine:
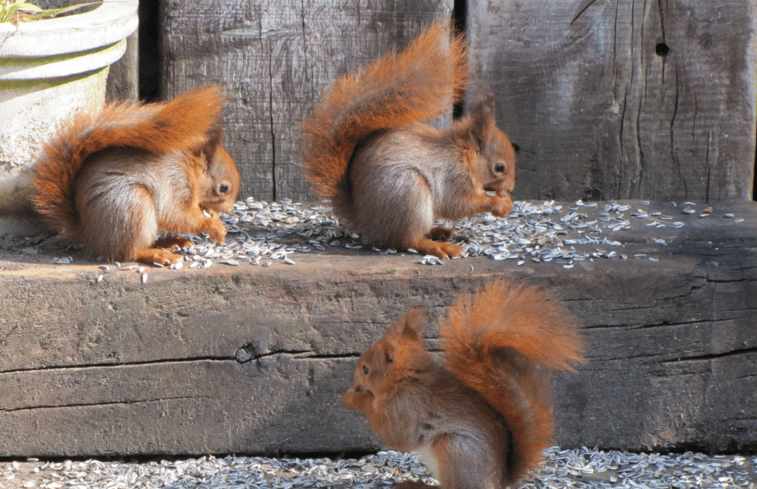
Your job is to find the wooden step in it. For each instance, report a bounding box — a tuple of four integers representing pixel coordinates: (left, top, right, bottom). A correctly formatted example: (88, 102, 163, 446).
(0, 200, 755, 457)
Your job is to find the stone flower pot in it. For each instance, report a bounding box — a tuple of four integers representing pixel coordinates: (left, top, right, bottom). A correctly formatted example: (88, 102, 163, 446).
(0, 0, 138, 226)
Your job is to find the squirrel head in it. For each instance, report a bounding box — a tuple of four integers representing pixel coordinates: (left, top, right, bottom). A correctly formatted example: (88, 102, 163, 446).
(198, 126, 240, 214)
(466, 100, 517, 198)
(343, 308, 429, 410)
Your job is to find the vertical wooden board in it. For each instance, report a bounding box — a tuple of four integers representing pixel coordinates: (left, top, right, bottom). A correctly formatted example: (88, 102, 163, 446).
(106, 32, 139, 101)
(161, 0, 453, 202)
(468, 0, 756, 202)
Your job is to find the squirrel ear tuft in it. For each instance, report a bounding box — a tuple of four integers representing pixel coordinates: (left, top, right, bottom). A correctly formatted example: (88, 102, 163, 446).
(194, 123, 224, 165)
(385, 307, 426, 341)
(401, 307, 427, 339)
(469, 96, 496, 142)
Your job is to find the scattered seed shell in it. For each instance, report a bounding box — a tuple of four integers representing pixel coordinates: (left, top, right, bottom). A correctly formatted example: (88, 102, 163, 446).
(71, 198, 743, 273)
(0, 447, 750, 489)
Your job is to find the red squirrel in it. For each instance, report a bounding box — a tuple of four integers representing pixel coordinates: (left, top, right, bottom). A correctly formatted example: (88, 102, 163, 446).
(31, 85, 240, 265)
(343, 280, 584, 488)
(302, 21, 516, 259)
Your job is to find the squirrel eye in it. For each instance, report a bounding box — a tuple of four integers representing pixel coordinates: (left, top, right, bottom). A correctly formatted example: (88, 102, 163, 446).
(219, 183, 230, 194)
(494, 163, 505, 173)
(362, 365, 369, 374)
(512, 143, 521, 154)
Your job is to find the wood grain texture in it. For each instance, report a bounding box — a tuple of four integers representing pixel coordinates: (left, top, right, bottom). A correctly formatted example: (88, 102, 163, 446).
(160, 0, 453, 201)
(0, 201, 755, 457)
(467, 0, 756, 202)
(106, 32, 139, 101)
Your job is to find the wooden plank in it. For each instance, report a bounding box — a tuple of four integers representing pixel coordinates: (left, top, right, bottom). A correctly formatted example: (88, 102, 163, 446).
(467, 0, 756, 202)
(0, 359, 361, 456)
(105, 32, 139, 101)
(160, 0, 452, 201)
(0, 201, 755, 457)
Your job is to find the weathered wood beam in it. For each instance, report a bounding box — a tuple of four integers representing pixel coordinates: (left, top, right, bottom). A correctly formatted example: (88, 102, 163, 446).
(468, 0, 756, 201)
(0, 201, 755, 457)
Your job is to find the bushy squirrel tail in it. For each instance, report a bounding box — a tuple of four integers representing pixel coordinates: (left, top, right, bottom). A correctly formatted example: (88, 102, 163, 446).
(301, 20, 467, 219)
(439, 280, 585, 483)
(31, 85, 226, 235)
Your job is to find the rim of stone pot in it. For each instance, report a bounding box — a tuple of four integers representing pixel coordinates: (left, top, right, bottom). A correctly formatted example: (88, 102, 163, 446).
(0, 0, 139, 57)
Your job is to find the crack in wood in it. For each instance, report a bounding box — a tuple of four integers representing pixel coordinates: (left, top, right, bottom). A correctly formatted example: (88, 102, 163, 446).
(0, 395, 208, 414)
(268, 45, 277, 201)
(300, 352, 361, 360)
(571, 0, 600, 25)
(1, 351, 362, 376)
(705, 130, 713, 201)
(705, 276, 757, 284)
(0, 357, 230, 376)
(580, 314, 751, 331)
(663, 346, 757, 364)
(670, 67, 686, 198)
(627, 318, 727, 330)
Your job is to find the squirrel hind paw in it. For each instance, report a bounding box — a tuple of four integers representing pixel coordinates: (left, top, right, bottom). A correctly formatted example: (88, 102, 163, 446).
(136, 248, 183, 266)
(410, 238, 463, 259)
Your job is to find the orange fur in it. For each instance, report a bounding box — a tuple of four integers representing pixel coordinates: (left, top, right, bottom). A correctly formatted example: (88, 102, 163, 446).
(343, 280, 584, 488)
(301, 21, 517, 258)
(440, 280, 585, 479)
(31, 85, 240, 264)
(302, 21, 467, 208)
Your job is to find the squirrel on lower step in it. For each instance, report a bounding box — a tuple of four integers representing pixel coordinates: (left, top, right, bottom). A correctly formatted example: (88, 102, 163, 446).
(31, 84, 240, 265)
(343, 280, 584, 489)
(302, 21, 517, 259)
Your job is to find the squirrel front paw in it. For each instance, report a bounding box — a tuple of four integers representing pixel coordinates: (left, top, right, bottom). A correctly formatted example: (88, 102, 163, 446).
(490, 192, 513, 218)
(342, 387, 373, 410)
(136, 248, 183, 266)
(204, 215, 227, 243)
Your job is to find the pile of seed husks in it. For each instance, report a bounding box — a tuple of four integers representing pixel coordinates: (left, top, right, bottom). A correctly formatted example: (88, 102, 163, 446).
(2, 448, 755, 488)
(38, 197, 744, 270)
(171, 197, 743, 268)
